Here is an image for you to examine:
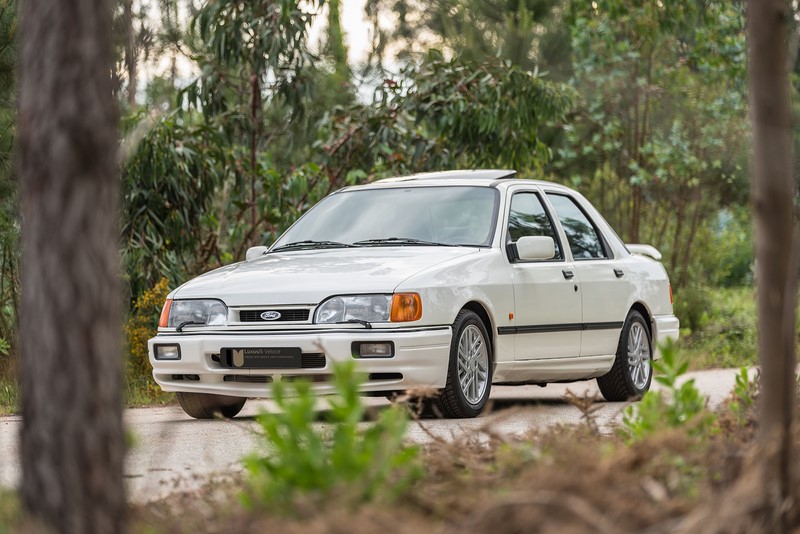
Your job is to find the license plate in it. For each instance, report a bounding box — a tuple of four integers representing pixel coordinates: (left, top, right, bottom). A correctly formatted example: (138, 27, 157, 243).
(222, 347, 302, 369)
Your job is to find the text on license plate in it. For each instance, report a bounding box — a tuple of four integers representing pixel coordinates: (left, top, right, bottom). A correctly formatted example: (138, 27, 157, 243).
(221, 347, 302, 369)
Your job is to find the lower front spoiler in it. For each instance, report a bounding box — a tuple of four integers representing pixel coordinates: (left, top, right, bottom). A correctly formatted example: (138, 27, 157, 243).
(148, 327, 452, 398)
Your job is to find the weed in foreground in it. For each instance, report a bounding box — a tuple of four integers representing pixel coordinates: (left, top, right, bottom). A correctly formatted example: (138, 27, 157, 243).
(243, 361, 421, 513)
(729, 366, 758, 426)
(622, 340, 715, 442)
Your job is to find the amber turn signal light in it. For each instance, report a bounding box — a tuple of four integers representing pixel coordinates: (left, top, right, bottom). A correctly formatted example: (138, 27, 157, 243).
(158, 299, 173, 328)
(390, 293, 422, 322)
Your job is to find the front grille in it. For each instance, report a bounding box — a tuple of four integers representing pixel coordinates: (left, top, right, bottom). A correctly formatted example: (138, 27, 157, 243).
(301, 353, 326, 369)
(239, 309, 311, 322)
(224, 375, 272, 383)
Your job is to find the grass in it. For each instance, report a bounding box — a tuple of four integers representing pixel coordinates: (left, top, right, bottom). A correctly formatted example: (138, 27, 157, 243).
(0, 377, 17, 415)
(675, 285, 799, 370)
(0, 369, 173, 416)
(129, 384, 795, 533)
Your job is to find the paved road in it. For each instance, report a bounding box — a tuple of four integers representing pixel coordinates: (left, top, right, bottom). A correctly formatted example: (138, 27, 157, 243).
(0, 368, 745, 503)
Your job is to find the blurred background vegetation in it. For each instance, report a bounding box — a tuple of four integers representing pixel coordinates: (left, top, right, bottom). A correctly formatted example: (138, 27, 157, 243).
(0, 0, 796, 410)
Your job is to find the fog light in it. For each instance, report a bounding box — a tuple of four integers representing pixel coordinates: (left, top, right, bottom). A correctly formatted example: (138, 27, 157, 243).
(154, 344, 181, 360)
(353, 342, 394, 358)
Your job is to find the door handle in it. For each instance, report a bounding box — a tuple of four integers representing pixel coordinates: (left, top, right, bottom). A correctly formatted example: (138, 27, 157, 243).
(614, 268, 624, 278)
(562, 269, 574, 280)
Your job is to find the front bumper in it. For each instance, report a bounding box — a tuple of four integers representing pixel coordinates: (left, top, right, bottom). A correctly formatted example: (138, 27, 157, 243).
(148, 326, 452, 398)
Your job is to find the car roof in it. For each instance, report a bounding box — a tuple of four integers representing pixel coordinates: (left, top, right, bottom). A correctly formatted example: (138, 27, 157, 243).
(342, 169, 574, 193)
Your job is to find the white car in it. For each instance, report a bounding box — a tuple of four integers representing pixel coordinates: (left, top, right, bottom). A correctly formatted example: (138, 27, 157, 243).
(149, 170, 679, 419)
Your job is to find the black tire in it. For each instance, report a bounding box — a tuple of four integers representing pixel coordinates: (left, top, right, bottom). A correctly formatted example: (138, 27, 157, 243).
(436, 310, 493, 418)
(176, 392, 246, 419)
(597, 310, 653, 401)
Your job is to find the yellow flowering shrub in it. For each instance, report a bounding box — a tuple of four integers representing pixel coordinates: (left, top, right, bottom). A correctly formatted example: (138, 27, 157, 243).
(124, 277, 172, 403)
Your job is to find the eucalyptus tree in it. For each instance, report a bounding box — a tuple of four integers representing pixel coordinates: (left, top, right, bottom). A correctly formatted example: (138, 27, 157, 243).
(191, 0, 320, 243)
(366, 0, 570, 79)
(553, 0, 748, 285)
(318, 51, 575, 182)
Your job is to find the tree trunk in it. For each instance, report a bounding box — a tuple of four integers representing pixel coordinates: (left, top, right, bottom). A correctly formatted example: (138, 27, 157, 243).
(747, 0, 798, 530)
(123, 0, 136, 108)
(678, 185, 703, 288)
(18, 0, 125, 531)
(249, 72, 261, 240)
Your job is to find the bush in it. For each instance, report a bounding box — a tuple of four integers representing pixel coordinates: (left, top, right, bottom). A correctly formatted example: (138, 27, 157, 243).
(243, 361, 421, 512)
(676, 286, 759, 369)
(124, 278, 172, 404)
(622, 340, 715, 442)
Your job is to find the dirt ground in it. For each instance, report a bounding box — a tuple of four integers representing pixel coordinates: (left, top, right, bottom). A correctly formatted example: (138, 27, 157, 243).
(130, 393, 800, 534)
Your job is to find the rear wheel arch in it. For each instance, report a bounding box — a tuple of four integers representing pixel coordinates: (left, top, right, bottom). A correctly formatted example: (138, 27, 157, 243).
(629, 301, 653, 338)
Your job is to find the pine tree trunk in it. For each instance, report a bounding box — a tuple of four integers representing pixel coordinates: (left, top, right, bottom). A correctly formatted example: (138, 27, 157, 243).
(747, 0, 798, 530)
(18, 0, 125, 531)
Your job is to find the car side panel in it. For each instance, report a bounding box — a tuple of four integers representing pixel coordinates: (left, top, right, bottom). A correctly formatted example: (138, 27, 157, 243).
(573, 260, 630, 357)
(394, 248, 516, 365)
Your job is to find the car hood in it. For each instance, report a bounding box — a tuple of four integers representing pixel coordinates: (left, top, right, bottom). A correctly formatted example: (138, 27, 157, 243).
(172, 247, 481, 306)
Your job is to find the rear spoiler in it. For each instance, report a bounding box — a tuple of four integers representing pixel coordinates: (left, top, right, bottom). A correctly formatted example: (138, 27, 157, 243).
(627, 244, 662, 261)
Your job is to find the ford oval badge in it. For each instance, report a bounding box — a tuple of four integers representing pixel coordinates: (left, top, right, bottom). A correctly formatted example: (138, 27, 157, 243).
(260, 311, 281, 321)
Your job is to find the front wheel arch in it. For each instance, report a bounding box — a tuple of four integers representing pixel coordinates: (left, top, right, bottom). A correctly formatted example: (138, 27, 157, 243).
(437, 309, 493, 418)
(460, 301, 495, 357)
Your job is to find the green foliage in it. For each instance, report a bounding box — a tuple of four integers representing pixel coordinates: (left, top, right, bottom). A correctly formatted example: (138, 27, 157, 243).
(622, 340, 715, 442)
(0, 0, 17, 351)
(551, 0, 748, 286)
(186, 0, 320, 120)
(244, 361, 421, 511)
(319, 51, 575, 178)
(0, 373, 17, 415)
(729, 366, 757, 425)
(375, 0, 572, 80)
(121, 112, 225, 298)
(124, 278, 172, 403)
(677, 286, 758, 369)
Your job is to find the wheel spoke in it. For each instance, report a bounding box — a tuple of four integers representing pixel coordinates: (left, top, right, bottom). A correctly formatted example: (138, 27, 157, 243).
(624, 322, 653, 390)
(455, 323, 490, 405)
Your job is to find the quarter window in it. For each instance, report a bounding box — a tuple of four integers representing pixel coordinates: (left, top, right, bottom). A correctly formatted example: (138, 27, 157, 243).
(506, 192, 563, 260)
(546, 194, 608, 260)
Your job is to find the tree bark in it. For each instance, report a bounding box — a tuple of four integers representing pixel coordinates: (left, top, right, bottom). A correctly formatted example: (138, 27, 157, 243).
(18, 0, 125, 531)
(746, 0, 798, 530)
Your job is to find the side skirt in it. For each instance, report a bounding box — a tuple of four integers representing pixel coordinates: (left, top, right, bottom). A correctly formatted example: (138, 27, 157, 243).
(492, 354, 616, 383)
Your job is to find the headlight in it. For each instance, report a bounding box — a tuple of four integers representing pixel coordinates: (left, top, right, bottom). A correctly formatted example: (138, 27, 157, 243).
(314, 293, 422, 324)
(315, 295, 392, 324)
(162, 299, 228, 328)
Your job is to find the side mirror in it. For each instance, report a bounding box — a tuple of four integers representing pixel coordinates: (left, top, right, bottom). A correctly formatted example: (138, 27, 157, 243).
(245, 246, 268, 261)
(516, 236, 555, 261)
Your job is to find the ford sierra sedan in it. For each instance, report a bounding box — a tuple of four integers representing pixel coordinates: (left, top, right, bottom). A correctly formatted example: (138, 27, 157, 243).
(149, 169, 679, 419)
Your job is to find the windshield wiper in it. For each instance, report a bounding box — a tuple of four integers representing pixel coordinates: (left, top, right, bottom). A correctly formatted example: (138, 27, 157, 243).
(352, 237, 458, 247)
(271, 240, 356, 252)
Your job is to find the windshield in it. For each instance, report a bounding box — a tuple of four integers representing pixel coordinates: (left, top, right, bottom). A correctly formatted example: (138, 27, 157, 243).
(272, 186, 499, 249)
